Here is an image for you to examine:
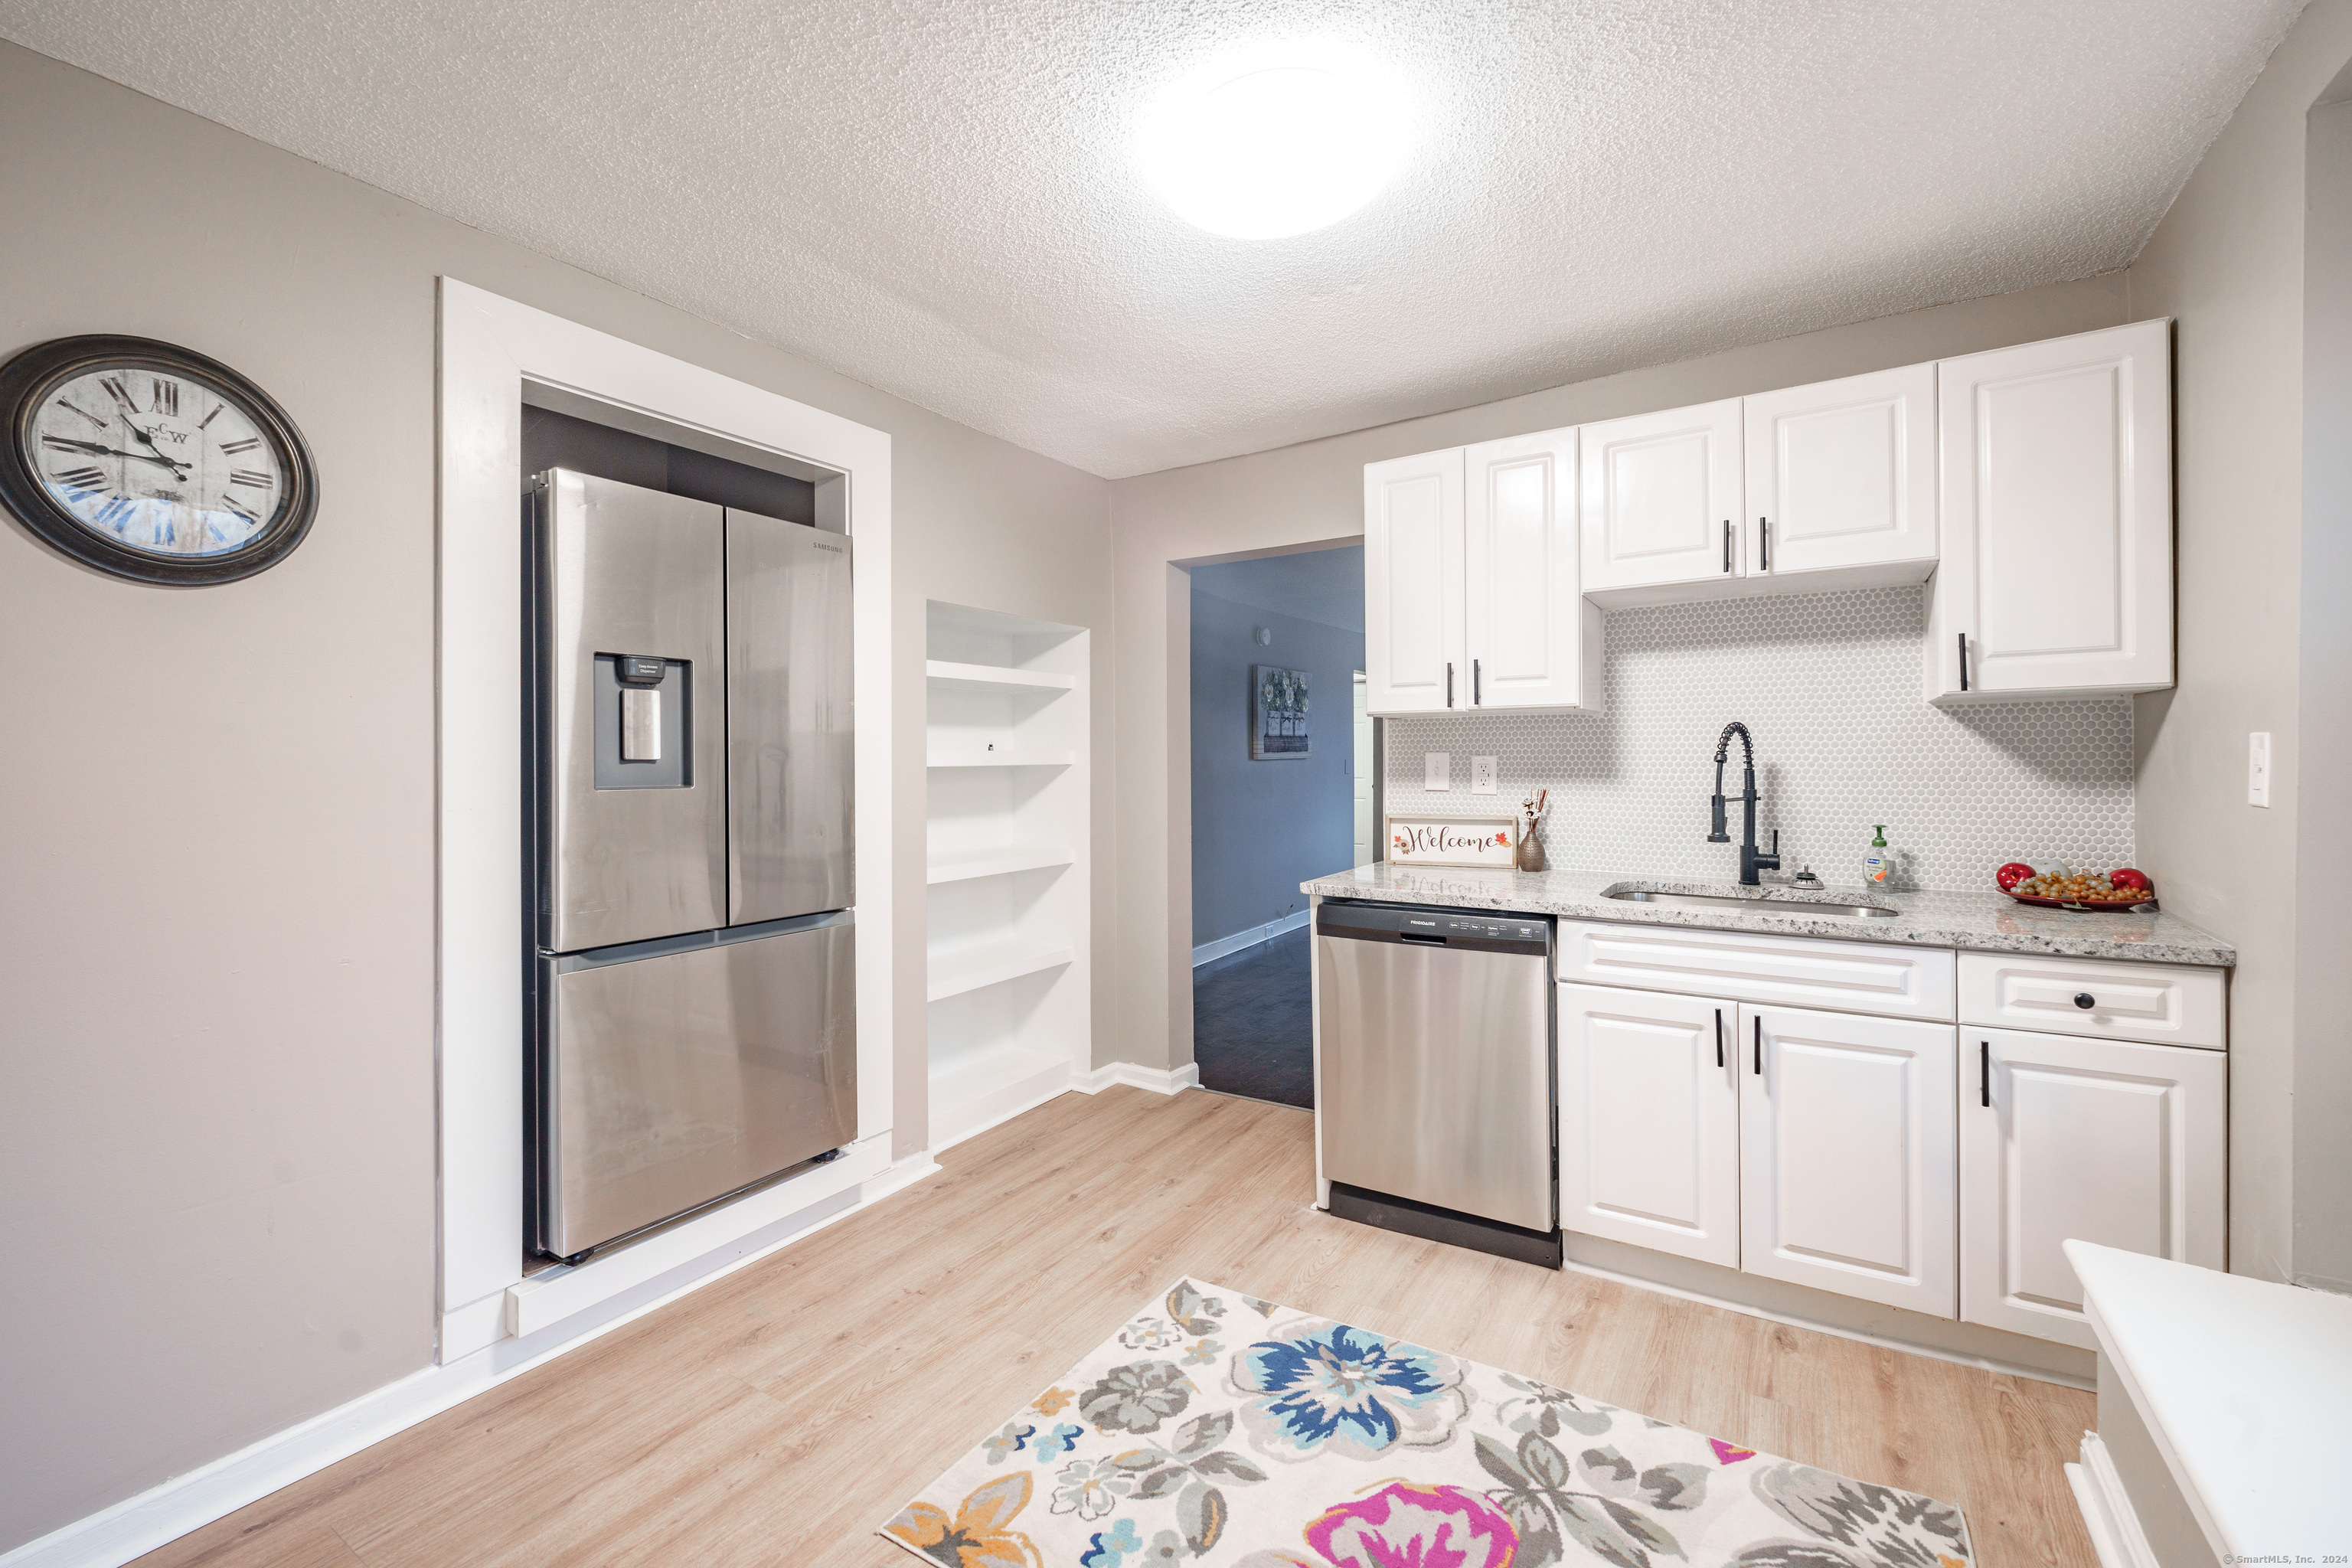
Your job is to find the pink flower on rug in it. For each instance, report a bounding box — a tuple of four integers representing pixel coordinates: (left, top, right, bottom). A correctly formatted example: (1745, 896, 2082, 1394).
(1302, 1481, 1518, 1568)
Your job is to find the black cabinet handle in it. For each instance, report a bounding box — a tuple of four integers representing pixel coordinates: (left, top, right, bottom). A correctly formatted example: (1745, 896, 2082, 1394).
(1958, 632, 1970, 691)
(1723, 519, 1733, 573)
(1446, 662, 1454, 707)
(2074, 992, 2096, 1010)
(1715, 1008, 1724, 1068)
(1759, 516, 1770, 572)
(1980, 1041, 1991, 1108)
(1473, 658, 1481, 706)
(1753, 1015, 1762, 1076)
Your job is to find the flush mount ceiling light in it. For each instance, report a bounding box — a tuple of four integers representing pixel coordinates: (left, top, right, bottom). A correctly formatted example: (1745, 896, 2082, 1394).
(1136, 61, 1410, 240)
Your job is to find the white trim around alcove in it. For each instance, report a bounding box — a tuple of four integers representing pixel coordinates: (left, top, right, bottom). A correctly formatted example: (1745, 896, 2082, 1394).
(433, 278, 894, 1363)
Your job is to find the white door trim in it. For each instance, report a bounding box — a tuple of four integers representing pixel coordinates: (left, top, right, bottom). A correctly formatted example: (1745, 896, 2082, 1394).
(433, 278, 893, 1361)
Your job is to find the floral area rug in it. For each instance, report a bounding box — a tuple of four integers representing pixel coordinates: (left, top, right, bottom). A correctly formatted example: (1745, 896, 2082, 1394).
(880, 1278, 1973, 1568)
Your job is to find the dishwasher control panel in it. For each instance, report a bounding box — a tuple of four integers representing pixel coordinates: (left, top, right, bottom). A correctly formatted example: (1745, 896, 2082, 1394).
(1317, 900, 1553, 956)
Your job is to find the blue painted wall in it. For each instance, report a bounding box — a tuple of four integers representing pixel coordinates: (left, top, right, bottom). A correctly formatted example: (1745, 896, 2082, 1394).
(1190, 584, 1364, 947)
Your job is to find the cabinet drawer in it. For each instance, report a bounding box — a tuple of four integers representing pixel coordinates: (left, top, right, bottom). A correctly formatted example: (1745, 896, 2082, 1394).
(1957, 953, 2224, 1050)
(1557, 920, 1955, 1021)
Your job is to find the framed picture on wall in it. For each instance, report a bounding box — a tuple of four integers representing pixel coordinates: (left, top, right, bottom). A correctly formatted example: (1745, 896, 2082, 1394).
(1250, 665, 1311, 760)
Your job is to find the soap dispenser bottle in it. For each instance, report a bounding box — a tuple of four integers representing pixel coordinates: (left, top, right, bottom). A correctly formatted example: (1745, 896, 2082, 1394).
(1864, 826, 1890, 887)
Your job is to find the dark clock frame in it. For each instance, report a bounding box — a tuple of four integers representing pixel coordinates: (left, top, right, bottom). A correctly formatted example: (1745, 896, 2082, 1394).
(0, 335, 320, 586)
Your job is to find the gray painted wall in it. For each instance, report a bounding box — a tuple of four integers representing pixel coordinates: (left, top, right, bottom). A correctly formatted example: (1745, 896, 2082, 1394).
(2295, 67, 2352, 1293)
(0, 41, 1111, 1553)
(2128, 0, 2352, 1286)
(1189, 588, 1364, 946)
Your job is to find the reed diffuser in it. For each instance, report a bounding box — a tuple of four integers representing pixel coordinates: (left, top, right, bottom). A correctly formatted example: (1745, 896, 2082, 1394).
(1517, 789, 1549, 873)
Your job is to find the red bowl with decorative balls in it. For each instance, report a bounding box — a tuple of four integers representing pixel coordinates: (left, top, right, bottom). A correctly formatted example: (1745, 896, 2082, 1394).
(1998, 864, 2158, 912)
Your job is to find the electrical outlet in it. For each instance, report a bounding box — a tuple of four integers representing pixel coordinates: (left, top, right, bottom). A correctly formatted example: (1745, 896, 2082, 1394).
(1471, 756, 1498, 795)
(1424, 753, 1451, 791)
(2249, 732, 2271, 807)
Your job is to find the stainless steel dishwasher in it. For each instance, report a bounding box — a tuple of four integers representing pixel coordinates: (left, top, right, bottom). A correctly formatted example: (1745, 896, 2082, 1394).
(1315, 900, 1560, 1268)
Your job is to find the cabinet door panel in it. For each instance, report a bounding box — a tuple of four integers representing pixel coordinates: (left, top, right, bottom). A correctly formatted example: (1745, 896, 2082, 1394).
(1961, 1028, 2224, 1348)
(1558, 984, 1739, 1266)
(1744, 364, 1936, 580)
(1465, 430, 1599, 711)
(1581, 399, 1743, 596)
(1929, 320, 2172, 700)
(1740, 1004, 1957, 1316)
(1364, 450, 1465, 714)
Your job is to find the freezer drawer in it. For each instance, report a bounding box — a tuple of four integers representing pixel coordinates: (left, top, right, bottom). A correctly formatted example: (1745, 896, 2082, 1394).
(536, 913, 856, 1258)
(538, 469, 727, 952)
(725, 508, 854, 923)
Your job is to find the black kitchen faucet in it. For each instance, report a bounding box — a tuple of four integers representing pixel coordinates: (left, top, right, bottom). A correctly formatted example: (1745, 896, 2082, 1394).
(1708, 721, 1781, 887)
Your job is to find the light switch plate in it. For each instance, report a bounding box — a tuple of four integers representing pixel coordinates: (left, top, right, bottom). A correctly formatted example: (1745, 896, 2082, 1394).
(1471, 756, 1498, 795)
(2249, 731, 2271, 807)
(1424, 753, 1451, 791)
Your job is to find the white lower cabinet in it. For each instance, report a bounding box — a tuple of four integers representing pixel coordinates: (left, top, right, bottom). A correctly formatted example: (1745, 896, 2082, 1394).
(1557, 984, 1740, 1267)
(1738, 1004, 1959, 1318)
(1555, 947, 2225, 1346)
(1958, 1027, 2226, 1349)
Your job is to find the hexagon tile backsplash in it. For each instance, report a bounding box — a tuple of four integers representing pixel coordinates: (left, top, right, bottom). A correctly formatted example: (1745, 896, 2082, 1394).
(1383, 584, 2132, 892)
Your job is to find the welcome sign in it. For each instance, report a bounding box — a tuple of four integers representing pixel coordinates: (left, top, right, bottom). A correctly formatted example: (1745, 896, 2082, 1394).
(1386, 814, 1519, 870)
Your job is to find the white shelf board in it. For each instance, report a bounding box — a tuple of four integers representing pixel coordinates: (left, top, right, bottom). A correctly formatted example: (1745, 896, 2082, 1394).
(926, 749, 1074, 769)
(926, 659, 1076, 693)
(926, 844, 1078, 885)
(926, 939, 1075, 1003)
(929, 1043, 1072, 1151)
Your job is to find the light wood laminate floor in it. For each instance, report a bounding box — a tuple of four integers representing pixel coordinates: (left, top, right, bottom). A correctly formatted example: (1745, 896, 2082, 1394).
(137, 1086, 2096, 1568)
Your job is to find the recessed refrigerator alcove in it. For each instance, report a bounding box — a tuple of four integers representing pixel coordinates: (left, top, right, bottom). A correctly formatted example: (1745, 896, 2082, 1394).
(925, 600, 1090, 1148)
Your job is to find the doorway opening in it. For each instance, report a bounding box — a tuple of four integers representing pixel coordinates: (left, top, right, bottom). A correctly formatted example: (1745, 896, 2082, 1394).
(1187, 545, 1370, 1108)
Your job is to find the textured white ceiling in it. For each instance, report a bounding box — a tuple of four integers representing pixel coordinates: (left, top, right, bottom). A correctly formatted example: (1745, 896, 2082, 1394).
(0, 1, 2301, 478)
(1193, 546, 1366, 635)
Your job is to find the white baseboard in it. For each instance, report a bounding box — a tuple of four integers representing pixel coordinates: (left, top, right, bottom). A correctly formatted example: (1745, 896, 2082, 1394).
(2069, 1432, 2158, 1568)
(1075, 1061, 1201, 1096)
(1191, 908, 1309, 967)
(0, 1148, 940, 1568)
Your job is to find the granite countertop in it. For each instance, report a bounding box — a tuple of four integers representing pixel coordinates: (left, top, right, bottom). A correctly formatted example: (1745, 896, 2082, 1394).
(1298, 863, 2234, 967)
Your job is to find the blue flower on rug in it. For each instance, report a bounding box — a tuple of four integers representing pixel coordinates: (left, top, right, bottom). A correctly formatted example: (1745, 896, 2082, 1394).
(1078, 1517, 1142, 1566)
(1034, 1423, 1084, 1459)
(1228, 1318, 1469, 1462)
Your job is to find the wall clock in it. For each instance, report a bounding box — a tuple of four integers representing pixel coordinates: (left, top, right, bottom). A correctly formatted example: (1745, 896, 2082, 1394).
(0, 335, 318, 586)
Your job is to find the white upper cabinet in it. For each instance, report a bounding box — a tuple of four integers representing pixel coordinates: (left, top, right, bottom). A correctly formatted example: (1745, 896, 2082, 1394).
(1557, 982, 1740, 1267)
(1579, 398, 1746, 602)
(1363, 449, 1465, 714)
(1928, 319, 2174, 701)
(1464, 430, 1602, 711)
(1739, 1003, 1958, 1318)
(1743, 363, 1937, 585)
(1960, 1027, 2225, 1349)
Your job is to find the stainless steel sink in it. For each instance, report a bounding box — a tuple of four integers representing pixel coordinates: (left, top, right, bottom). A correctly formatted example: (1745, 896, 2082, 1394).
(1604, 888, 1900, 920)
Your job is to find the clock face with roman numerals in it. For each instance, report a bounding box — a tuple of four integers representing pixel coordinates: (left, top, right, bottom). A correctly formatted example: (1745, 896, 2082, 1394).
(0, 336, 317, 586)
(35, 367, 285, 557)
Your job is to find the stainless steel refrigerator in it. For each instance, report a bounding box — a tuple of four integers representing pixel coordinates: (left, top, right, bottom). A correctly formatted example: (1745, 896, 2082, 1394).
(528, 467, 854, 1263)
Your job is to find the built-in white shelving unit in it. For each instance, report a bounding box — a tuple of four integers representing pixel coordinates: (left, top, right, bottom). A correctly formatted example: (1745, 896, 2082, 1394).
(925, 601, 1090, 1151)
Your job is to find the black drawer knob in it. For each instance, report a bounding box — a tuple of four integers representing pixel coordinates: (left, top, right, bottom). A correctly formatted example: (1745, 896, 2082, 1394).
(2073, 992, 2096, 1009)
